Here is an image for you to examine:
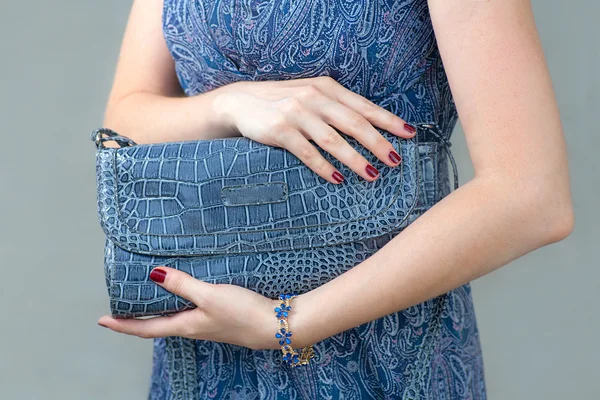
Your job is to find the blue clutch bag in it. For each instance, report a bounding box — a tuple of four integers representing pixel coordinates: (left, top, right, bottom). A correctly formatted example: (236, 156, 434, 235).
(91, 124, 457, 318)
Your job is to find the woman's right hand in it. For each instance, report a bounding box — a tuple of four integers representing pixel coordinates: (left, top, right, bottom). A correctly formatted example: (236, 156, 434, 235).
(212, 76, 417, 184)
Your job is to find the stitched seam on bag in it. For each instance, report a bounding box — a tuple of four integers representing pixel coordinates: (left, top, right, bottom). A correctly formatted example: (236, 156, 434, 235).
(220, 181, 289, 206)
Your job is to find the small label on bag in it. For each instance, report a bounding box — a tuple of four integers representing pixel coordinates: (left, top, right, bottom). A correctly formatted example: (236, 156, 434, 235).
(221, 182, 288, 206)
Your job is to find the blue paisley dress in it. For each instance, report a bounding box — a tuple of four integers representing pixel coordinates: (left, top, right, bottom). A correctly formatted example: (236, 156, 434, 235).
(150, 0, 487, 398)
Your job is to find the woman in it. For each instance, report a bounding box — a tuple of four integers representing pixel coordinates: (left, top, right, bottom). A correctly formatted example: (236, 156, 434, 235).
(98, 0, 574, 398)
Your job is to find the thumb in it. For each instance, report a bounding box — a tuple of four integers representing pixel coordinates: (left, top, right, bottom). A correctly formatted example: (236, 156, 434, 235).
(149, 266, 211, 306)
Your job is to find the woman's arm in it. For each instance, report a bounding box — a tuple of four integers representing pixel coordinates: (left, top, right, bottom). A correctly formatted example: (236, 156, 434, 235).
(97, 0, 574, 351)
(102, 0, 232, 144)
(101, 0, 416, 183)
(287, 0, 575, 349)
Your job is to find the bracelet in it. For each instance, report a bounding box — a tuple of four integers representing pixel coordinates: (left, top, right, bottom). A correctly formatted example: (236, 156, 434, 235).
(273, 292, 315, 367)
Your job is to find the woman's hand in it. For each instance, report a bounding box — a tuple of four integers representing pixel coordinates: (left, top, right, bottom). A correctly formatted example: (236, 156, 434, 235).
(213, 76, 417, 183)
(97, 267, 282, 351)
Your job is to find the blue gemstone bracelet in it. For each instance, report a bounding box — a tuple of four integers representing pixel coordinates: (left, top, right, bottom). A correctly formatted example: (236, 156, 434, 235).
(273, 292, 315, 367)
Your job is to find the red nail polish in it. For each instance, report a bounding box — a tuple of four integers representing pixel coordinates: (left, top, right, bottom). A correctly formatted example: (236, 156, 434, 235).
(150, 268, 167, 283)
(365, 164, 379, 177)
(403, 123, 416, 134)
(388, 150, 402, 164)
(332, 171, 344, 183)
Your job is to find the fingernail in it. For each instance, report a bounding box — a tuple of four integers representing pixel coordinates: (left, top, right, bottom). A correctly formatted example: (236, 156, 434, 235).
(332, 171, 344, 183)
(403, 123, 416, 135)
(388, 150, 402, 164)
(365, 164, 379, 178)
(98, 322, 108, 328)
(150, 268, 167, 283)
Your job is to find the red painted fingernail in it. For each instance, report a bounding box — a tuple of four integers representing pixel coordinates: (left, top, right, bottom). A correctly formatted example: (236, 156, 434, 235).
(332, 171, 344, 183)
(150, 268, 167, 283)
(365, 164, 379, 178)
(404, 123, 416, 134)
(388, 150, 402, 164)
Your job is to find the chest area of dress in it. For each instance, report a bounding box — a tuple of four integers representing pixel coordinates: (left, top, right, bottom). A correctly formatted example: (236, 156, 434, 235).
(163, 0, 435, 93)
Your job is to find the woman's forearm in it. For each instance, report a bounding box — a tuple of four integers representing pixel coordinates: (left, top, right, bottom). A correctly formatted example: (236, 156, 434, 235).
(288, 173, 574, 349)
(102, 90, 235, 144)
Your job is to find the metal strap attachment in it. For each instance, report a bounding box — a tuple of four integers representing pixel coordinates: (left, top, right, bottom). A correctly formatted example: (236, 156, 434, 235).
(91, 128, 137, 150)
(416, 123, 459, 191)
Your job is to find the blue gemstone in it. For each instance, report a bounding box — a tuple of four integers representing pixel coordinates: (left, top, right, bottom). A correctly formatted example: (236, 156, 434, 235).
(288, 332, 293, 336)
(279, 339, 285, 345)
(285, 338, 291, 344)
(281, 328, 286, 333)
(283, 312, 288, 317)
(275, 333, 282, 338)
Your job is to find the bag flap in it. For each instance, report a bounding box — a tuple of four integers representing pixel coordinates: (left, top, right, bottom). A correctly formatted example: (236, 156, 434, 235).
(94, 128, 421, 256)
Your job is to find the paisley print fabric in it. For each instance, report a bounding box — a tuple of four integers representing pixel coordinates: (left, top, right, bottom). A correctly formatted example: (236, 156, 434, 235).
(148, 0, 487, 398)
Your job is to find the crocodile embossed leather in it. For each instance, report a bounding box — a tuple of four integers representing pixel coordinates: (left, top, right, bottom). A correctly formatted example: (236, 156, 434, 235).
(91, 123, 457, 319)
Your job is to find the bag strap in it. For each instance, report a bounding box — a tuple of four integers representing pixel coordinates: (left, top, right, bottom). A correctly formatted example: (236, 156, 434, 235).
(91, 128, 137, 149)
(416, 123, 459, 191)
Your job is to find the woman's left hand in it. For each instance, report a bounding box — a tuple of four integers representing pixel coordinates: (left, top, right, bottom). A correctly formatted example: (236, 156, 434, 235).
(97, 267, 281, 351)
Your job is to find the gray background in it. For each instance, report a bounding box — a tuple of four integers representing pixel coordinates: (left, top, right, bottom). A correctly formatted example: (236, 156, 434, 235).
(0, 1, 597, 399)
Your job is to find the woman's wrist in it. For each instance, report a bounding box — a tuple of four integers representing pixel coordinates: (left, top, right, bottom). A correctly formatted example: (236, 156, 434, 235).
(257, 292, 319, 351)
(208, 83, 243, 136)
(283, 293, 315, 350)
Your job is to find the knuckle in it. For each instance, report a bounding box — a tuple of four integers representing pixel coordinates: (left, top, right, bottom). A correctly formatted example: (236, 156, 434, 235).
(361, 97, 378, 110)
(299, 144, 318, 161)
(278, 97, 303, 114)
(360, 98, 381, 117)
(268, 114, 288, 131)
(267, 119, 293, 146)
(348, 111, 366, 127)
(298, 85, 321, 99)
(315, 75, 335, 86)
(273, 128, 296, 147)
(313, 158, 329, 174)
(170, 278, 186, 297)
(321, 129, 343, 147)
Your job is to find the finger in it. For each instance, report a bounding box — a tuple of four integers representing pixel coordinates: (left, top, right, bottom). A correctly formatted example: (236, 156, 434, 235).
(98, 310, 197, 339)
(307, 100, 403, 169)
(148, 266, 212, 307)
(337, 93, 416, 138)
(277, 128, 346, 184)
(292, 112, 385, 181)
(307, 76, 416, 138)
